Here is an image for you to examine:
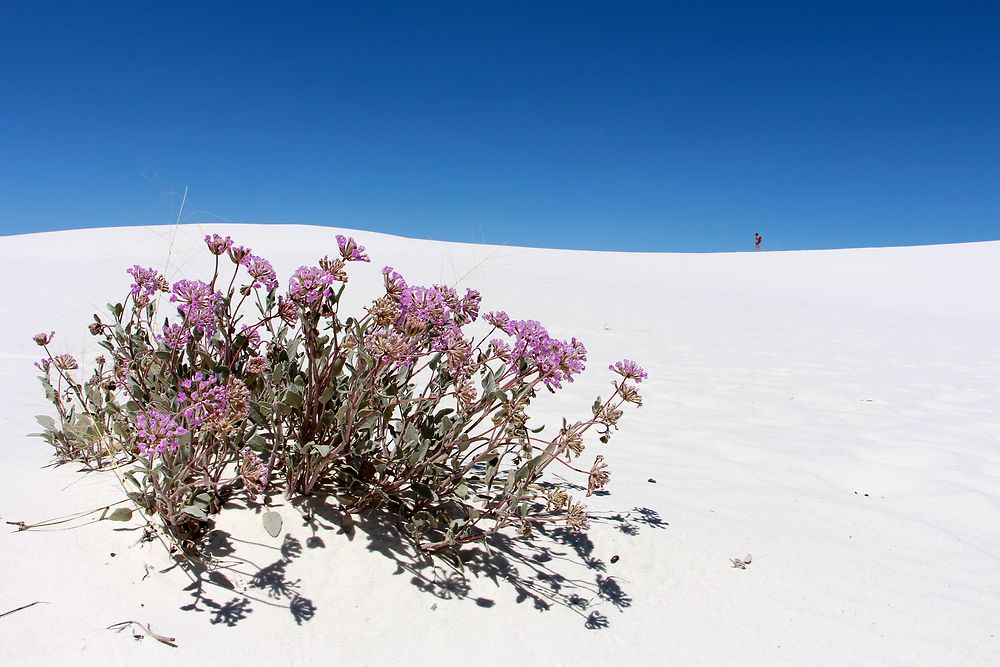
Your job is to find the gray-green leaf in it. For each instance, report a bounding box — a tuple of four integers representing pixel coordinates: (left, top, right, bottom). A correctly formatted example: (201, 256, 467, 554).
(35, 415, 56, 430)
(107, 507, 133, 522)
(263, 511, 282, 538)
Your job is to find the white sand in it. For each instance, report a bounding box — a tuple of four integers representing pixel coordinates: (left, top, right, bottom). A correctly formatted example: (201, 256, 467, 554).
(1, 224, 998, 665)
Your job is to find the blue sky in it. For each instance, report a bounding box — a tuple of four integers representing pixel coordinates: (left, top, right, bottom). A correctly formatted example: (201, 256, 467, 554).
(1, 1, 997, 251)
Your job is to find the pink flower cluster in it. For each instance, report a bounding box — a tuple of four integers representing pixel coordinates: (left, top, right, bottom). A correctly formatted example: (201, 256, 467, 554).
(400, 285, 451, 328)
(288, 265, 338, 305)
(52, 353, 79, 371)
(160, 322, 191, 350)
(33, 331, 54, 346)
(240, 324, 262, 350)
(610, 359, 648, 383)
(488, 312, 587, 390)
(240, 448, 270, 499)
(365, 328, 418, 366)
(204, 234, 234, 256)
(177, 372, 228, 428)
(127, 265, 166, 307)
(244, 254, 278, 292)
(228, 245, 251, 264)
(336, 235, 371, 262)
(396, 283, 481, 353)
(362, 268, 483, 369)
(382, 265, 406, 297)
(484, 310, 511, 333)
(171, 279, 221, 336)
(135, 409, 186, 456)
(204, 233, 279, 292)
(277, 296, 298, 324)
(401, 284, 480, 327)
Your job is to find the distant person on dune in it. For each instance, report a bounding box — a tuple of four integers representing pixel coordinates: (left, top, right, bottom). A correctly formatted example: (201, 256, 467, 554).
(754, 232, 763, 250)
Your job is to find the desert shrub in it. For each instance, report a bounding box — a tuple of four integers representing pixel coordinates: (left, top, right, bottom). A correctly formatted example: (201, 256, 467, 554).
(32, 233, 645, 553)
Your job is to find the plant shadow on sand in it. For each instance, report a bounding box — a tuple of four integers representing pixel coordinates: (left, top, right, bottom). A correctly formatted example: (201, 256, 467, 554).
(167, 492, 666, 630)
(298, 491, 668, 630)
(171, 509, 319, 627)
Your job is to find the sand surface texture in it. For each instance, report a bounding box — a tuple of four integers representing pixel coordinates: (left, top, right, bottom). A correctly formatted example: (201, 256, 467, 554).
(1, 225, 998, 665)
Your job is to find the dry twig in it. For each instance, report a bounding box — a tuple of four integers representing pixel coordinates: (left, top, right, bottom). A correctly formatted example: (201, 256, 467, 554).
(108, 620, 177, 647)
(0, 601, 48, 619)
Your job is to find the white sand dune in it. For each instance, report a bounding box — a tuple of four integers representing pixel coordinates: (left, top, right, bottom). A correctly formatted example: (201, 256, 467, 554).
(1, 224, 998, 665)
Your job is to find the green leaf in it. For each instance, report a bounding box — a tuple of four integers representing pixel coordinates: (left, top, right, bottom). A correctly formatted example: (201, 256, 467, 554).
(107, 507, 133, 522)
(481, 368, 497, 395)
(411, 481, 437, 501)
(263, 511, 282, 538)
(514, 453, 550, 483)
(483, 453, 500, 488)
(35, 415, 56, 430)
(248, 402, 269, 426)
(409, 438, 430, 465)
(181, 504, 207, 519)
(282, 387, 303, 410)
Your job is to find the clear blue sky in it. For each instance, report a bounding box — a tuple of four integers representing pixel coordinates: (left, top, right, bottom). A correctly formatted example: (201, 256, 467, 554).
(1, 1, 997, 251)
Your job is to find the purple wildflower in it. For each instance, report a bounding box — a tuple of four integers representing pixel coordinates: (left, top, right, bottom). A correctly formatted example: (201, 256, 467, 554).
(127, 265, 166, 307)
(52, 354, 79, 371)
(319, 255, 348, 282)
(484, 310, 512, 335)
(178, 372, 228, 428)
(503, 319, 587, 390)
(430, 322, 465, 353)
(171, 279, 221, 336)
(239, 448, 270, 500)
(33, 331, 54, 346)
(609, 359, 648, 383)
(456, 289, 481, 325)
(288, 265, 335, 305)
(204, 234, 233, 256)
(159, 323, 191, 350)
(35, 358, 51, 372)
(246, 356, 267, 374)
(400, 285, 451, 329)
(365, 328, 418, 366)
(135, 409, 186, 456)
(433, 284, 460, 311)
(244, 254, 278, 291)
(336, 235, 371, 262)
(490, 338, 512, 361)
(277, 296, 299, 324)
(382, 266, 407, 298)
(240, 324, 262, 350)
(228, 245, 251, 265)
